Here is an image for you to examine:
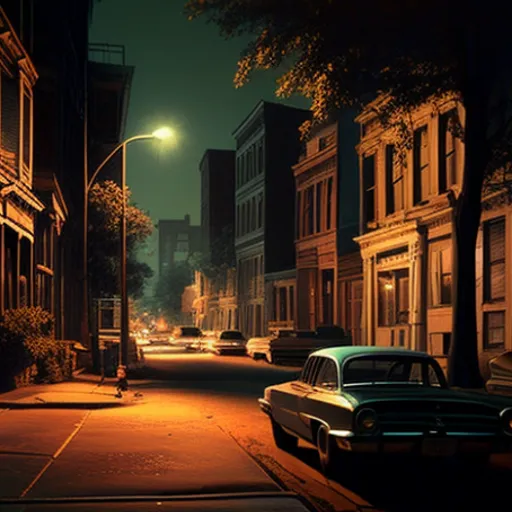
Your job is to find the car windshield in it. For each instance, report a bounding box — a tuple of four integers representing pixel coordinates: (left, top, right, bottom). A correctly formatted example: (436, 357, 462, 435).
(220, 331, 244, 340)
(342, 355, 447, 388)
(180, 327, 202, 337)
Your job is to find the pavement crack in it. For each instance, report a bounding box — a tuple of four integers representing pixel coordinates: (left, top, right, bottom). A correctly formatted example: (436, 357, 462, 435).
(19, 410, 92, 498)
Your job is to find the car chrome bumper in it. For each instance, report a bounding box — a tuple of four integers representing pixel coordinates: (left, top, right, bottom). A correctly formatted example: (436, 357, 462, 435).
(329, 431, 512, 455)
(258, 398, 272, 415)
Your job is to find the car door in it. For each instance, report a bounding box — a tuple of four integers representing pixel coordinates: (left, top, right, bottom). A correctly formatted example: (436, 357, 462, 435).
(299, 357, 345, 440)
(271, 356, 320, 437)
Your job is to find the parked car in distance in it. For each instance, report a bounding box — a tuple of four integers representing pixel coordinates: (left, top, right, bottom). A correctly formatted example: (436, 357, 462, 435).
(210, 330, 247, 355)
(259, 346, 512, 477)
(246, 329, 295, 362)
(269, 325, 350, 366)
(169, 326, 203, 350)
(486, 351, 512, 396)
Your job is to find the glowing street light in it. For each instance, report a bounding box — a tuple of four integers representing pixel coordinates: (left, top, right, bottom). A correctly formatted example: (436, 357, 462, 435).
(82, 126, 174, 376)
(152, 127, 173, 140)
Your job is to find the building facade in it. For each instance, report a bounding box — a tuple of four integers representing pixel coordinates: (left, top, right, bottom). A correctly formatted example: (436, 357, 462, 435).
(193, 149, 237, 332)
(354, 96, 511, 373)
(200, 149, 235, 265)
(265, 269, 296, 333)
(293, 113, 362, 339)
(3, 0, 93, 344)
(233, 101, 310, 338)
(0, 8, 45, 314)
(158, 215, 201, 276)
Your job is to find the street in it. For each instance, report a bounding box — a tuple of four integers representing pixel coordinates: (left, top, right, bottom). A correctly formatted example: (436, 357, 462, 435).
(1, 352, 511, 511)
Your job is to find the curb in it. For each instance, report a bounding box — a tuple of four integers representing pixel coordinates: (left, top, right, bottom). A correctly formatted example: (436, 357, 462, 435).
(0, 400, 144, 410)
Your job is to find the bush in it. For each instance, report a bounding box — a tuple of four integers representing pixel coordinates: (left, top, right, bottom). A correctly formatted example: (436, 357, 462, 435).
(0, 326, 32, 391)
(0, 307, 68, 388)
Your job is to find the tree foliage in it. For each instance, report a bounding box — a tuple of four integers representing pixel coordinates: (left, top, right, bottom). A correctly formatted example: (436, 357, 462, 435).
(88, 180, 154, 299)
(154, 263, 194, 320)
(184, 0, 512, 387)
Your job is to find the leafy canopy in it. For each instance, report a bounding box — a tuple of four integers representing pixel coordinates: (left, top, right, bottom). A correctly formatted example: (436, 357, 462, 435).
(185, 1, 509, 140)
(88, 180, 154, 298)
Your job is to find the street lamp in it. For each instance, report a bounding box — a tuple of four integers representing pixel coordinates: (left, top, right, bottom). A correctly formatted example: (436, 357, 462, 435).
(82, 127, 173, 375)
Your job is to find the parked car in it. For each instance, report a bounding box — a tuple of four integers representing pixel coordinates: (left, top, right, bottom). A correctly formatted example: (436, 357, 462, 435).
(210, 330, 247, 355)
(169, 326, 203, 350)
(486, 351, 512, 395)
(246, 330, 295, 362)
(259, 346, 512, 477)
(269, 325, 350, 366)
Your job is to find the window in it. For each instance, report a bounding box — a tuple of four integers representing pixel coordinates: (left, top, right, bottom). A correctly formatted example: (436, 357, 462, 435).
(343, 356, 445, 388)
(23, 90, 32, 174)
(314, 359, 338, 390)
(245, 202, 250, 234)
(378, 269, 409, 327)
(257, 193, 263, 228)
(430, 242, 452, 306)
(258, 141, 264, 174)
(439, 110, 457, 192)
(363, 155, 376, 224)
(484, 217, 506, 302)
(236, 205, 240, 237)
(484, 311, 505, 350)
(315, 181, 323, 233)
(385, 145, 404, 214)
(279, 287, 287, 321)
(301, 356, 323, 385)
(1, 76, 20, 159)
(271, 287, 277, 321)
(289, 286, 295, 321)
(413, 125, 430, 203)
(303, 186, 314, 236)
(326, 177, 333, 230)
(251, 196, 256, 231)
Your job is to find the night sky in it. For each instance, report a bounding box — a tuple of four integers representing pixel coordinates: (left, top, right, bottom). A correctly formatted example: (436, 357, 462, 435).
(89, 0, 308, 275)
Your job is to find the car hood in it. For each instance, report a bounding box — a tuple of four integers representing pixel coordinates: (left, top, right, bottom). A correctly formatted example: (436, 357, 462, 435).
(343, 386, 512, 409)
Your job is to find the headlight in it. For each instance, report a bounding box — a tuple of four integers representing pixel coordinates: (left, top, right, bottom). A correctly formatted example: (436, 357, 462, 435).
(356, 408, 378, 433)
(500, 408, 512, 436)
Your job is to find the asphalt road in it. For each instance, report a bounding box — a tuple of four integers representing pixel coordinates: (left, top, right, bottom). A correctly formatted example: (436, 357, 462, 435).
(1, 351, 511, 511)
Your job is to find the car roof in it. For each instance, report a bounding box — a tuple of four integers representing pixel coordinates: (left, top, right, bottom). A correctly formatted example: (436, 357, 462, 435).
(312, 345, 432, 364)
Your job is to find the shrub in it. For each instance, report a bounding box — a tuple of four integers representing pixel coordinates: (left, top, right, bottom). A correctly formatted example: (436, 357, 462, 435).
(0, 307, 67, 387)
(0, 326, 32, 391)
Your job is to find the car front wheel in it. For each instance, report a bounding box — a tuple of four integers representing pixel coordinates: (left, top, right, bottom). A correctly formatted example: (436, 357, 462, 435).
(271, 418, 298, 452)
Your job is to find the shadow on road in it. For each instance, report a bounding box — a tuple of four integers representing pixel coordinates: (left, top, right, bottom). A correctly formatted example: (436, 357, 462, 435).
(289, 444, 509, 511)
(125, 357, 301, 398)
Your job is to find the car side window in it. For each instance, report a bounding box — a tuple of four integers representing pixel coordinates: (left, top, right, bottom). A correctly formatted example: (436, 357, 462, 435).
(300, 358, 314, 383)
(314, 359, 338, 390)
(308, 357, 324, 385)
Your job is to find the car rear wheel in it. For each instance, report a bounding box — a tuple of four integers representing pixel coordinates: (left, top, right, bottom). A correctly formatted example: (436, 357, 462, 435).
(316, 425, 342, 478)
(271, 418, 298, 452)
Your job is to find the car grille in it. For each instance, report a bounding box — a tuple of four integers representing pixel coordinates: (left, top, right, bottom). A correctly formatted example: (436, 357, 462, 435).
(370, 400, 500, 434)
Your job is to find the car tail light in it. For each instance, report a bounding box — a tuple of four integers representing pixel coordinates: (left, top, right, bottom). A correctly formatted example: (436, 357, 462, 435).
(356, 408, 379, 433)
(500, 408, 512, 435)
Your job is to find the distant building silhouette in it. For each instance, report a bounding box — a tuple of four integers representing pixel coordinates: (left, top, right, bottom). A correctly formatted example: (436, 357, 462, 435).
(158, 215, 201, 276)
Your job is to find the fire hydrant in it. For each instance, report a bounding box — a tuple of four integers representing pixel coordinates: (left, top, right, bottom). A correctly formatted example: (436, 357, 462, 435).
(115, 365, 128, 398)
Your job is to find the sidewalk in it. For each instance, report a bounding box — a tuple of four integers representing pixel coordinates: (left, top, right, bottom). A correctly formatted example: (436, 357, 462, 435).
(0, 374, 144, 409)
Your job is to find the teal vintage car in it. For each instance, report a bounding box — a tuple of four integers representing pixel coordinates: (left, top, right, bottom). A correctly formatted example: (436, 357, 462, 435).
(258, 346, 512, 477)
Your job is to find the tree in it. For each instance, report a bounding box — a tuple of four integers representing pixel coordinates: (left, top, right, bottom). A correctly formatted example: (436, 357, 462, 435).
(184, 0, 512, 387)
(189, 224, 236, 279)
(154, 263, 195, 322)
(88, 180, 154, 299)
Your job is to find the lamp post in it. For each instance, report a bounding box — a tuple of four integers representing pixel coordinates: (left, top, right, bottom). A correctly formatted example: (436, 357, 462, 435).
(83, 128, 172, 373)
